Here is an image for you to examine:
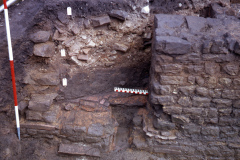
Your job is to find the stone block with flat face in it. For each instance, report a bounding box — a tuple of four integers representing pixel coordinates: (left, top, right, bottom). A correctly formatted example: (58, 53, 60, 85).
(155, 36, 191, 55)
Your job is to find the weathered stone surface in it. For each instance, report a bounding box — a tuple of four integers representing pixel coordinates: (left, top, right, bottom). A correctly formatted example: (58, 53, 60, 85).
(58, 12, 69, 24)
(21, 123, 56, 131)
(192, 97, 211, 107)
(113, 43, 129, 52)
(82, 48, 91, 55)
(183, 108, 203, 116)
(175, 53, 201, 63)
(205, 62, 220, 75)
(209, 89, 222, 98)
(201, 126, 219, 137)
(43, 108, 58, 123)
(31, 72, 59, 86)
(187, 65, 204, 74)
(205, 77, 217, 89)
(186, 16, 207, 32)
(30, 31, 50, 43)
(18, 101, 28, 115)
(178, 97, 192, 107)
(224, 63, 239, 76)
(212, 99, 232, 106)
(206, 108, 218, 118)
(155, 14, 185, 29)
(178, 86, 195, 96)
(58, 144, 101, 157)
(219, 78, 232, 87)
(92, 16, 111, 27)
(158, 96, 175, 105)
(182, 124, 201, 135)
(234, 41, 240, 55)
(28, 93, 58, 111)
(77, 54, 88, 61)
(222, 90, 240, 100)
(161, 64, 183, 74)
(156, 54, 173, 63)
(219, 117, 236, 126)
(88, 123, 104, 137)
(233, 78, 240, 87)
(202, 40, 213, 54)
(153, 81, 172, 95)
(155, 28, 176, 36)
(196, 76, 205, 86)
(233, 100, 240, 108)
(83, 19, 91, 29)
(188, 76, 195, 84)
(172, 115, 190, 125)
(133, 116, 142, 126)
(26, 110, 43, 121)
(196, 87, 209, 97)
(33, 42, 55, 57)
(155, 36, 191, 55)
(211, 37, 227, 54)
(109, 10, 128, 20)
(109, 95, 147, 107)
(153, 146, 182, 154)
(163, 106, 182, 115)
(218, 108, 232, 116)
(160, 76, 185, 85)
(153, 118, 176, 130)
(202, 54, 235, 62)
(220, 126, 238, 138)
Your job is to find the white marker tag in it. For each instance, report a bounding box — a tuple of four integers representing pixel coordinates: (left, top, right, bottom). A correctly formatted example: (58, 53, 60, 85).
(63, 78, 67, 87)
(61, 49, 66, 57)
(67, 7, 72, 15)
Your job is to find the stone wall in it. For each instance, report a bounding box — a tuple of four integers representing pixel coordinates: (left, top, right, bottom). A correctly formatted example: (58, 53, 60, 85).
(144, 4, 240, 159)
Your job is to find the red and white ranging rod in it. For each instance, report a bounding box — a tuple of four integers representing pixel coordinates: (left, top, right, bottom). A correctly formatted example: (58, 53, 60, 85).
(114, 87, 148, 95)
(3, 0, 20, 140)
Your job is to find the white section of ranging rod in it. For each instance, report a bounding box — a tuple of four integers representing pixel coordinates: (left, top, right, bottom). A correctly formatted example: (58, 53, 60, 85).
(114, 87, 148, 95)
(15, 105, 20, 140)
(62, 78, 67, 87)
(4, 9, 13, 60)
(61, 49, 66, 57)
(0, 0, 18, 12)
(67, 7, 72, 15)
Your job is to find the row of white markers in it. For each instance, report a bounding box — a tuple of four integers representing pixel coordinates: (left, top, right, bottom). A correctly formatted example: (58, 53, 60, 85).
(114, 87, 148, 95)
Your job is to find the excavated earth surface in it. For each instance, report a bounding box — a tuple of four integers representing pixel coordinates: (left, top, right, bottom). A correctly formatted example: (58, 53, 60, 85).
(0, 0, 240, 160)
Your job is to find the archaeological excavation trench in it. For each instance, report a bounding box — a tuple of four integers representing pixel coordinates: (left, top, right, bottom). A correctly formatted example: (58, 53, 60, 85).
(0, 0, 240, 160)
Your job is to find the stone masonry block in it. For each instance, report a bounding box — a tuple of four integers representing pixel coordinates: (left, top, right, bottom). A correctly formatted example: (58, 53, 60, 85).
(160, 76, 185, 85)
(178, 97, 192, 107)
(158, 96, 176, 105)
(192, 96, 211, 107)
(205, 62, 220, 75)
(178, 86, 195, 96)
(163, 106, 182, 115)
(182, 123, 201, 135)
(161, 64, 183, 74)
(183, 108, 203, 116)
(155, 36, 191, 55)
(172, 115, 190, 125)
(186, 16, 207, 32)
(153, 118, 176, 131)
(201, 126, 219, 137)
(196, 87, 209, 97)
(155, 14, 185, 29)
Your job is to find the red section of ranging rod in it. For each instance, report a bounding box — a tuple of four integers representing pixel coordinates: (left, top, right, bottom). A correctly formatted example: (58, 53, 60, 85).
(3, 0, 7, 9)
(10, 61, 18, 106)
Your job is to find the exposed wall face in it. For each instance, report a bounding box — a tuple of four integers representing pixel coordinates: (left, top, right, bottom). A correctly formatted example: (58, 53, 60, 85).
(146, 7, 240, 159)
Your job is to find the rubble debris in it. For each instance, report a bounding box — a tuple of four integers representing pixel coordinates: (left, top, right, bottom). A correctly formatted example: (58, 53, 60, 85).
(58, 144, 101, 157)
(109, 10, 128, 20)
(30, 31, 50, 43)
(33, 42, 55, 57)
(82, 48, 91, 54)
(113, 43, 129, 52)
(77, 54, 88, 61)
(91, 16, 111, 27)
(28, 93, 58, 112)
